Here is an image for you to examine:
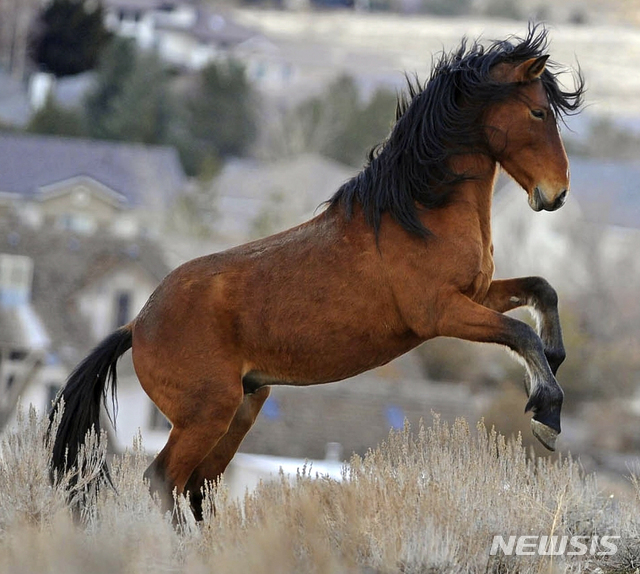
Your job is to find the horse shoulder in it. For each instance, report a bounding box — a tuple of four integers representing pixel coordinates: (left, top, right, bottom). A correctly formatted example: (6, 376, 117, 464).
(378, 219, 496, 340)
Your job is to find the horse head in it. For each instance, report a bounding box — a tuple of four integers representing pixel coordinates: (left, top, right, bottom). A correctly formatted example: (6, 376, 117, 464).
(485, 53, 581, 212)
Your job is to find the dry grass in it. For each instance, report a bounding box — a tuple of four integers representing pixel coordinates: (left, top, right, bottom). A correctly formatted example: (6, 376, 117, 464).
(1, 407, 639, 574)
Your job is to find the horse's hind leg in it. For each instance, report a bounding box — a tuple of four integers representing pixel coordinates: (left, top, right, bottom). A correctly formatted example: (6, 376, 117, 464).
(185, 386, 270, 521)
(143, 380, 244, 515)
(435, 292, 563, 451)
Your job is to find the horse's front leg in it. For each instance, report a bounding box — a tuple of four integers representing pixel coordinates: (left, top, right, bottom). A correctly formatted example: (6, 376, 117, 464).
(434, 291, 563, 451)
(482, 277, 566, 376)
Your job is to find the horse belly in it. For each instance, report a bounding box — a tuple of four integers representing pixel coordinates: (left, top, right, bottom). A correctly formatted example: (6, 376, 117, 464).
(241, 320, 421, 386)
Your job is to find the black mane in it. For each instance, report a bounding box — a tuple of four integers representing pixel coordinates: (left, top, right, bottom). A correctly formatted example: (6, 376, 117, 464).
(328, 24, 585, 237)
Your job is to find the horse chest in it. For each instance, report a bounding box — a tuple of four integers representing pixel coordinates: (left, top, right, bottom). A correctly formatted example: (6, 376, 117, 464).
(464, 245, 495, 302)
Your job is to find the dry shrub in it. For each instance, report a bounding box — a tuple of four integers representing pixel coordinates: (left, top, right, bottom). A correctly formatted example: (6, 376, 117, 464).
(599, 470, 640, 573)
(483, 382, 557, 458)
(0, 408, 637, 573)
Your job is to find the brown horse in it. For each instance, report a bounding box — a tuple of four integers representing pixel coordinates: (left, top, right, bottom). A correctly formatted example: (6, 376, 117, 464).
(50, 25, 584, 519)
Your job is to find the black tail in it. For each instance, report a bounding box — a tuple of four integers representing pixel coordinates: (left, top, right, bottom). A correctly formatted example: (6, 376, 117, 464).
(49, 326, 133, 483)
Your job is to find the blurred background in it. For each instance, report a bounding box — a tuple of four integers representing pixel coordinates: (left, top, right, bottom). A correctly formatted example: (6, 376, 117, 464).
(0, 0, 639, 494)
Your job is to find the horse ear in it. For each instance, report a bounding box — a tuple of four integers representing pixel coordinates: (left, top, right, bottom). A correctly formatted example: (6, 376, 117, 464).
(514, 55, 549, 81)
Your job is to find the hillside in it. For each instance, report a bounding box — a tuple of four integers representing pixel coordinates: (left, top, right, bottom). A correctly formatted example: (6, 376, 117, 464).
(232, 8, 640, 121)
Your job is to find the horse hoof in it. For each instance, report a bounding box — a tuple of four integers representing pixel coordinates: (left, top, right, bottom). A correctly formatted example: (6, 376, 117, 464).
(531, 419, 558, 451)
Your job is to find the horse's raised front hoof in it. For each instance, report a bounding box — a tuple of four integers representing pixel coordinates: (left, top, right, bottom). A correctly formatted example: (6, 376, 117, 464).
(531, 419, 558, 451)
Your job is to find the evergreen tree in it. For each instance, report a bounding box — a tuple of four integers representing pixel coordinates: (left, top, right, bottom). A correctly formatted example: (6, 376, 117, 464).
(267, 75, 396, 167)
(106, 53, 174, 144)
(184, 60, 256, 171)
(84, 38, 141, 139)
(30, 0, 112, 77)
(327, 78, 397, 166)
(83, 43, 255, 176)
(27, 96, 86, 137)
(85, 41, 174, 144)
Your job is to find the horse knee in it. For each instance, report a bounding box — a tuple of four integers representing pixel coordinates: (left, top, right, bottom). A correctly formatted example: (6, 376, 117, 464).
(527, 276, 559, 311)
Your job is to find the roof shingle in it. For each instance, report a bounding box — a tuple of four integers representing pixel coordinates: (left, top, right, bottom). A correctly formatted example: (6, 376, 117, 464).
(0, 132, 186, 209)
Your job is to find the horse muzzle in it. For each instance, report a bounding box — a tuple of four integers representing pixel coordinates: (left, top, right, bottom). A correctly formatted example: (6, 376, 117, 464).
(529, 186, 568, 212)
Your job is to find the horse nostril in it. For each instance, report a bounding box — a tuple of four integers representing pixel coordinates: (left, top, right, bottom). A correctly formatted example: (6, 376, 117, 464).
(552, 189, 568, 210)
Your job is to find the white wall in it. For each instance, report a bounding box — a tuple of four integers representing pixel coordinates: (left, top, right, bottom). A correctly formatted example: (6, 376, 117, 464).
(76, 265, 157, 341)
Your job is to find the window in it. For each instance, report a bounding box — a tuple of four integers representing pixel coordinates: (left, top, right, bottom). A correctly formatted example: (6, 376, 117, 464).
(9, 349, 28, 361)
(114, 291, 132, 328)
(56, 213, 96, 234)
(0, 254, 33, 307)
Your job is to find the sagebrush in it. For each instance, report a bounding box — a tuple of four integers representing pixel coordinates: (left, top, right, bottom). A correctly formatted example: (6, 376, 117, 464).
(1, 407, 639, 573)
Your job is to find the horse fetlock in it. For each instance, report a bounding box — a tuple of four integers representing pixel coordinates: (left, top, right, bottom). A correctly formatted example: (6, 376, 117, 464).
(545, 346, 566, 375)
(189, 489, 206, 522)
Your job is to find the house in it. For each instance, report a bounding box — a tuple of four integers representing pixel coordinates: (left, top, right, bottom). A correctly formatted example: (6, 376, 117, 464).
(0, 251, 50, 430)
(102, 0, 297, 101)
(0, 133, 186, 450)
(0, 68, 95, 128)
(103, 0, 268, 71)
(0, 225, 172, 452)
(0, 132, 187, 238)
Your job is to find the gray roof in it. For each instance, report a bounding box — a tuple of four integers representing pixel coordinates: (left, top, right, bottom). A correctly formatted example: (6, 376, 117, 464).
(0, 132, 187, 208)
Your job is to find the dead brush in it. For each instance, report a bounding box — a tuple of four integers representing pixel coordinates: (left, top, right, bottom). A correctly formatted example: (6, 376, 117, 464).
(0, 407, 634, 574)
(0, 403, 107, 529)
(590, 469, 640, 573)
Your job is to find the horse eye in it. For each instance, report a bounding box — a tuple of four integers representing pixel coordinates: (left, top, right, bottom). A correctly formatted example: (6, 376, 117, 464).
(530, 109, 546, 120)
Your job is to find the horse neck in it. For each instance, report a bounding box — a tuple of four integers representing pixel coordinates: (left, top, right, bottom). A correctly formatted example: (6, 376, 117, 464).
(445, 153, 499, 238)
